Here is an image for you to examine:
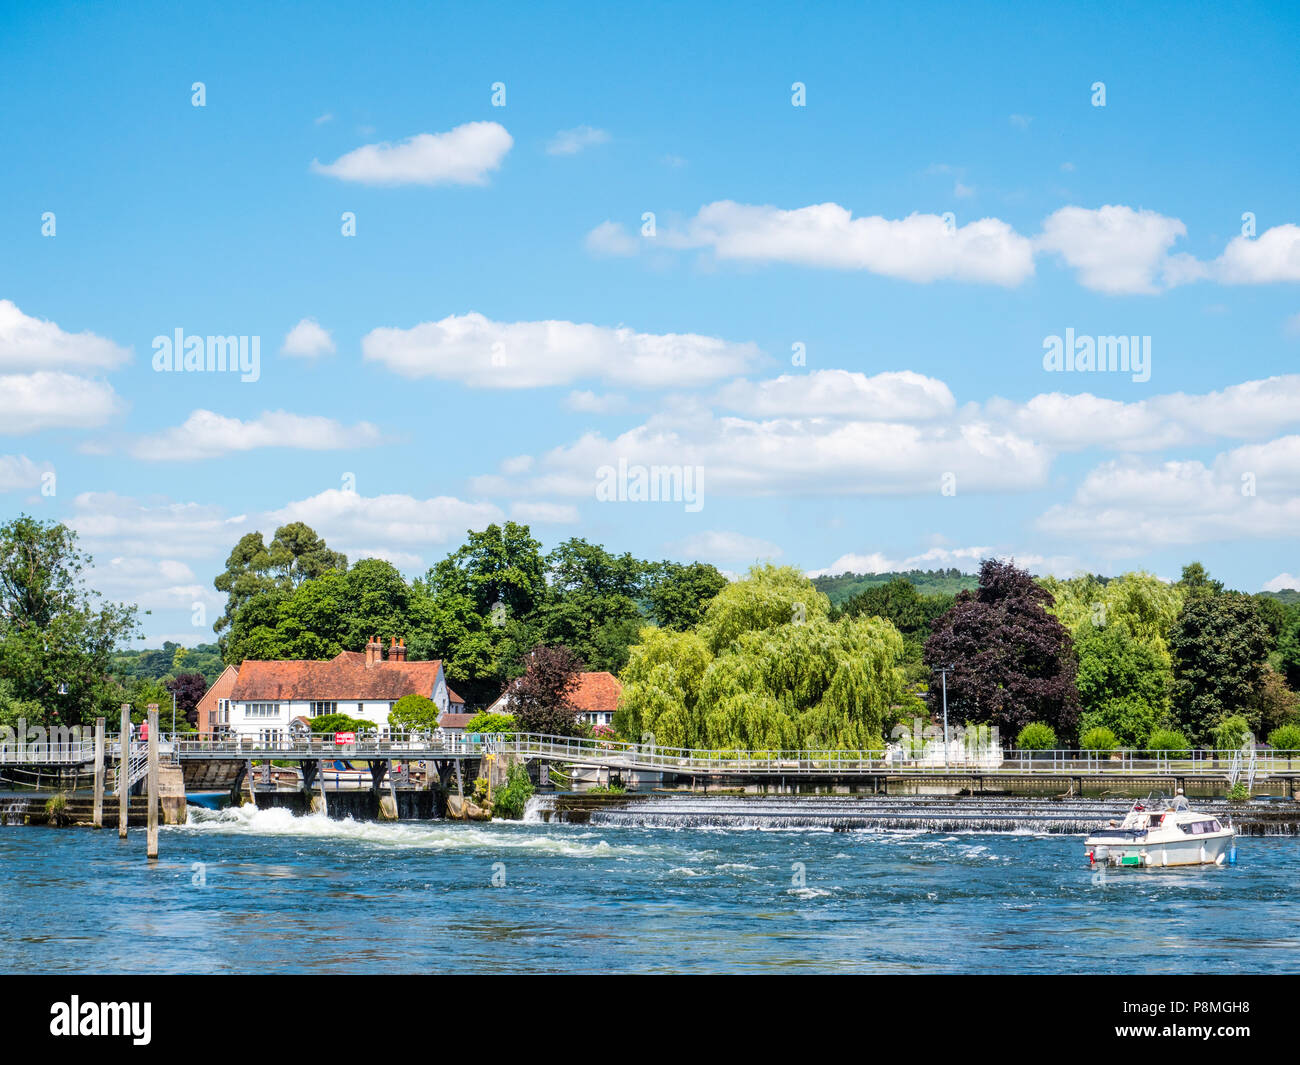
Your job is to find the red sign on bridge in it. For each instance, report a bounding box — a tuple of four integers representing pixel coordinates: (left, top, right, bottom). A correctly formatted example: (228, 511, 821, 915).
(334, 732, 356, 745)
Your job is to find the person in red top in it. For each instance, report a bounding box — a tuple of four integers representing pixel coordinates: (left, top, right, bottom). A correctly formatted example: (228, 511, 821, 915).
(139, 720, 149, 741)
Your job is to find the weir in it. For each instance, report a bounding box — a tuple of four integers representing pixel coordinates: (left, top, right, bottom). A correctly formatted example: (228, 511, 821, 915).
(524, 793, 1300, 836)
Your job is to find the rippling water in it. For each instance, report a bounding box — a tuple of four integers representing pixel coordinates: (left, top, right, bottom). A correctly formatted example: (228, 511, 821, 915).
(2, 805, 1297, 974)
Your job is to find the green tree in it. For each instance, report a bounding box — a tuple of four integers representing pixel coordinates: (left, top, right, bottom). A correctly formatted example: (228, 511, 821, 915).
(1074, 624, 1170, 747)
(1169, 591, 1269, 744)
(1177, 561, 1223, 598)
(388, 693, 440, 731)
(0, 515, 140, 726)
(214, 524, 346, 658)
(536, 538, 646, 669)
(698, 563, 829, 654)
(415, 522, 547, 704)
(617, 566, 907, 752)
(645, 561, 728, 630)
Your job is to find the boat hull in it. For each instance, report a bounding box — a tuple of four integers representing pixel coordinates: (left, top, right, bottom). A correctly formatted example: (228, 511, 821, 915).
(1086, 832, 1234, 868)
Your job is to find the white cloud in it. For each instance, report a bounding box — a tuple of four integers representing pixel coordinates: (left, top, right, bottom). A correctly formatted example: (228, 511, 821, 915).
(68, 492, 252, 561)
(546, 125, 609, 156)
(1215, 224, 1300, 283)
(484, 408, 1050, 500)
(1036, 205, 1200, 294)
(807, 545, 989, 578)
(0, 372, 122, 433)
(1263, 573, 1300, 593)
(669, 530, 783, 564)
(0, 299, 131, 371)
(281, 318, 336, 358)
(87, 556, 220, 612)
(311, 122, 513, 185)
(0, 454, 52, 492)
(665, 201, 1035, 286)
(509, 501, 580, 524)
(584, 220, 639, 257)
(362, 311, 761, 388)
(565, 390, 630, 414)
(1036, 437, 1300, 550)
(717, 370, 955, 420)
(1009, 114, 1033, 130)
(128, 410, 382, 461)
(986, 375, 1300, 452)
(272, 489, 503, 549)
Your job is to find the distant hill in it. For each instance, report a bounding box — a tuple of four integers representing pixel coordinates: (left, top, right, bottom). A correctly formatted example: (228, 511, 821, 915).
(812, 568, 979, 606)
(110, 641, 225, 686)
(1260, 589, 1300, 607)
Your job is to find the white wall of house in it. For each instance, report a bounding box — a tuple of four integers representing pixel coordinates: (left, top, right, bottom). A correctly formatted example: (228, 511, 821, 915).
(225, 663, 449, 739)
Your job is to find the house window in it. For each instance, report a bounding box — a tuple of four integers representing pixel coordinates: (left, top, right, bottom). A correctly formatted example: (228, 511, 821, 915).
(309, 701, 337, 718)
(218, 699, 230, 724)
(245, 702, 281, 719)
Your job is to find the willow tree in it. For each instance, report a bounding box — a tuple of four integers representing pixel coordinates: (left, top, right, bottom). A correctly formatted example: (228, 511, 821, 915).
(614, 627, 712, 748)
(698, 563, 831, 654)
(1043, 571, 1183, 667)
(615, 565, 907, 751)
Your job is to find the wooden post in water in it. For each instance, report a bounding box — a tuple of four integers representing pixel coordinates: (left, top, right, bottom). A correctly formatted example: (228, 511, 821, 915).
(118, 703, 131, 839)
(92, 717, 105, 829)
(146, 704, 159, 860)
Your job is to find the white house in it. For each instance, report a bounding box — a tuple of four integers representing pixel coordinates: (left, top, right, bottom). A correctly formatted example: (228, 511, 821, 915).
(486, 671, 622, 729)
(220, 637, 465, 741)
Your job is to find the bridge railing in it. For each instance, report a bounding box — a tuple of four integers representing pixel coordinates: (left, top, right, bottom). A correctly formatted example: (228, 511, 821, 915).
(62, 732, 1300, 777)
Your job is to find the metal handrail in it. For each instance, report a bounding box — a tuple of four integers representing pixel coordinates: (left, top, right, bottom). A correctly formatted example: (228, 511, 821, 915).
(8, 732, 1300, 778)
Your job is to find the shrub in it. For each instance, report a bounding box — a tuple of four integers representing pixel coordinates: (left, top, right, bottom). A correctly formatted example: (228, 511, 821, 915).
(307, 713, 372, 735)
(464, 712, 515, 734)
(1147, 728, 1190, 755)
(1228, 781, 1249, 801)
(1212, 714, 1251, 752)
(1267, 723, 1300, 751)
(470, 776, 490, 806)
(1080, 726, 1118, 753)
(491, 762, 535, 820)
(1016, 722, 1057, 750)
(588, 782, 626, 794)
(44, 793, 70, 827)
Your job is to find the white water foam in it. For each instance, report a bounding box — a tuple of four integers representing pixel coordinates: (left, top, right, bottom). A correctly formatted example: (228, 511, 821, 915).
(180, 804, 642, 858)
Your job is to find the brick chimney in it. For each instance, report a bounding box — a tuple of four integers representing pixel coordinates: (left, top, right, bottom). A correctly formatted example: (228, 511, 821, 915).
(392, 637, 407, 663)
(365, 635, 383, 666)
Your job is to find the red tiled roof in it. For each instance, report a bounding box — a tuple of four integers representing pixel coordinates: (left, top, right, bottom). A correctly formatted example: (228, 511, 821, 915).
(570, 672, 622, 714)
(439, 714, 475, 729)
(230, 650, 446, 702)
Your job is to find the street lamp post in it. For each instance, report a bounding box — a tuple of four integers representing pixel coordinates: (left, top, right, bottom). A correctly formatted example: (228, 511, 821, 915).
(936, 665, 954, 752)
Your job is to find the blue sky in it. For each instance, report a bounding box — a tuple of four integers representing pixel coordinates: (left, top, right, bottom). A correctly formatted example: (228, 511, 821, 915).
(2, 0, 1299, 645)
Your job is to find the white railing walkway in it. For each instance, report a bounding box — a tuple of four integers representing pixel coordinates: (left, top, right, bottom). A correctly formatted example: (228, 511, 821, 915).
(6, 731, 1300, 779)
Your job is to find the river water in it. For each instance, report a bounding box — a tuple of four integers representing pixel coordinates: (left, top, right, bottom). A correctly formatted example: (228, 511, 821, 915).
(2, 803, 1297, 974)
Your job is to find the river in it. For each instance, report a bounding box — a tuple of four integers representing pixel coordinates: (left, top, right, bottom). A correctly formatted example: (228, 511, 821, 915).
(2, 803, 1297, 974)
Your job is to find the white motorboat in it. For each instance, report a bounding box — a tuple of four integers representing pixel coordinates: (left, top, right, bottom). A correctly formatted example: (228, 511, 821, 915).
(1085, 792, 1235, 868)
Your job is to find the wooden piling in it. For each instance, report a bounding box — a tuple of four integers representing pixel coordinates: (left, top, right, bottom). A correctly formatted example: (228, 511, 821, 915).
(146, 705, 159, 860)
(118, 703, 130, 839)
(92, 717, 105, 829)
